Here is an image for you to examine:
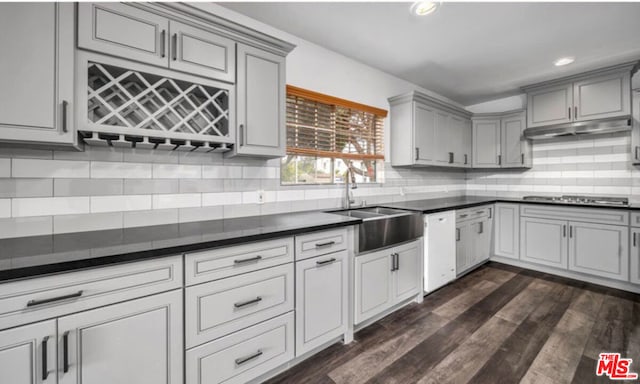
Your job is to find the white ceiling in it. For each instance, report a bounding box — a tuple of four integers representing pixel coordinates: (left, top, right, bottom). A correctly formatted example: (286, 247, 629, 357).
(222, 2, 640, 106)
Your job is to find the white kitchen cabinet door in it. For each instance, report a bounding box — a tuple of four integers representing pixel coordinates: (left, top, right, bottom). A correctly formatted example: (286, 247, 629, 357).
(450, 115, 471, 167)
(0, 3, 75, 146)
(295, 250, 348, 356)
(527, 83, 574, 127)
(631, 91, 640, 165)
(354, 249, 394, 325)
(631, 229, 640, 285)
(393, 240, 423, 303)
(414, 103, 437, 163)
(472, 218, 492, 265)
(494, 203, 520, 260)
(520, 217, 568, 269)
(0, 320, 56, 384)
(456, 222, 472, 275)
(78, 3, 169, 67)
(568, 222, 629, 281)
(425, 212, 456, 292)
(501, 112, 529, 168)
(58, 290, 183, 384)
(472, 119, 501, 168)
(168, 20, 236, 82)
(573, 71, 631, 122)
(231, 44, 286, 158)
(433, 110, 451, 164)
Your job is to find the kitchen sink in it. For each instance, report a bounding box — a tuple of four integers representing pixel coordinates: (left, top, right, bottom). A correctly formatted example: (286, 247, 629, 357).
(331, 207, 423, 254)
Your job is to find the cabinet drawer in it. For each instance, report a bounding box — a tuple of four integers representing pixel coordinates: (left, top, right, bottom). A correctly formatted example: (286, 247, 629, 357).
(520, 204, 629, 225)
(0, 256, 182, 331)
(456, 205, 492, 222)
(185, 237, 294, 286)
(632, 212, 640, 227)
(186, 311, 294, 384)
(185, 263, 293, 348)
(295, 228, 349, 261)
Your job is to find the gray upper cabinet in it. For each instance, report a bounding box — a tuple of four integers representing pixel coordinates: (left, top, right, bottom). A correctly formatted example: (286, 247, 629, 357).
(472, 110, 529, 169)
(501, 112, 530, 167)
(389, 91, 472, 168)
(168, 20, 236, 82)
(573, 71, 631, 121)
(78, 3, 169, 67)
(523, 62, 636, 129)
(526, 83, 573, 128)
(0, 3, 76, 146)
(472, 118, 501, 168)
(229, 44, 286, 158)
(632, 90, 640, 165)
(78, 3, 236, 83)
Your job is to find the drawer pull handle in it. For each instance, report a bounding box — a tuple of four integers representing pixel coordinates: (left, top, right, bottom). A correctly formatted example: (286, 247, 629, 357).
(475, 210, 484, 214)
(42, 336, 49, 380)
(459, 214, 468, 218)
(315, 241, 336, 248)
(27, 290, 83, 307)
(234, 255, 262, 264)
(234, 297, 262, 308)
(63, 331, 70, 373)
(235, 350, 263, 366)
(316, 258, 337, 265)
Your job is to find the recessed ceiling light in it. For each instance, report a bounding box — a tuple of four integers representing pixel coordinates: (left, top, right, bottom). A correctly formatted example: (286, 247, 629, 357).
(554, 57, 575, 66)
(411, 1, 440, 16)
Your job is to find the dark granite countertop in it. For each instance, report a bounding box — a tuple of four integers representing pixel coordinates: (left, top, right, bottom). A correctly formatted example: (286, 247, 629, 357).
(0, 211, 361, 282)
(384, 196, 640, 214)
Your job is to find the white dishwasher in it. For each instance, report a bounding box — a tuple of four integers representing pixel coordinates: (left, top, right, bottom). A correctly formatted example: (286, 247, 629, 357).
(424, 210, 456, 293)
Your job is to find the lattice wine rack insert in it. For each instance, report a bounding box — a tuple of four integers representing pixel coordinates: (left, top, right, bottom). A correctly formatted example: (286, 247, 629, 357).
(82, 62, 232, 151)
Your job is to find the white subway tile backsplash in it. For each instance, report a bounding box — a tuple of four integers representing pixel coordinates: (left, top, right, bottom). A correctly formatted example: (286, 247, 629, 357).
(202, 165, 242, 179)
(91, 195, 151, 213)
(202, 192, 242, 206)
(123, 209, 178, 228)
(153, 164, 201, 179)
(12, 197, 90, 217)
(91, 161, 152, 179)
(0, 216, 52, 239)
(0, 199, 10, 218)
(242, 191, 258, 204)
(178, 206, 223, 223)
(304, 189, 329, 200)
(153, 193, 201, 209)
(12, 159, 90, 178)
(54, 212, 123, 234)
(0, 159, 10, 177)
(243, 166, 277, 179)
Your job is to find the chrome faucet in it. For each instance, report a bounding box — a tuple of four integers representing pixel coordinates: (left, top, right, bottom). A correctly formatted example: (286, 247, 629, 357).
(343, 167, 358, 209)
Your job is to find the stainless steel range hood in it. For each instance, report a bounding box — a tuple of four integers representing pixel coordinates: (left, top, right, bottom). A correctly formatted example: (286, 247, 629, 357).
(523, 116, 632, 140)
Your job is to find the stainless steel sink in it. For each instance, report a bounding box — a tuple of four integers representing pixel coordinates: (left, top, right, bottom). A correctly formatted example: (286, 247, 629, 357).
(331, 207, 423, 254)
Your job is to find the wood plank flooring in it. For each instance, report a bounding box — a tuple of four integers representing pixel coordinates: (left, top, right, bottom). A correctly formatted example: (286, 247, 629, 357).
(265, 262, 640, 384)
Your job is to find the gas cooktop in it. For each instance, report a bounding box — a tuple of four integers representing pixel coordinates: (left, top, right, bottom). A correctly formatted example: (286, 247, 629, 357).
(522, 195, 629, 207)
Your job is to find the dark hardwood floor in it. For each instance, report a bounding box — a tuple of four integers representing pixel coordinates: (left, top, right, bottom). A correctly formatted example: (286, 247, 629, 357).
(265, 262, 640, 384)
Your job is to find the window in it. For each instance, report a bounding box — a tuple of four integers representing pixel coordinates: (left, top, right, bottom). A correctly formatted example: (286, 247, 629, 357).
(282, 85, 386, 185)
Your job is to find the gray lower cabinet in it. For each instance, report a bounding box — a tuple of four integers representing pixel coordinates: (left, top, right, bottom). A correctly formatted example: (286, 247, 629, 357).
(493, 203, 520, 260)
(58, 290, 183, 384)
(568, 222, 629, 281)
(295, 250, 348, 356)
(0, 320, 56, 384)
(230, 44, 286, 158)
(354, 239, 422, 325)
(631, 229, 640, 285)
(520, 216, 568, 269)
(456, 217, 492, 275)
(186, 312, 294, 384)
(0, 3, 75, 146)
